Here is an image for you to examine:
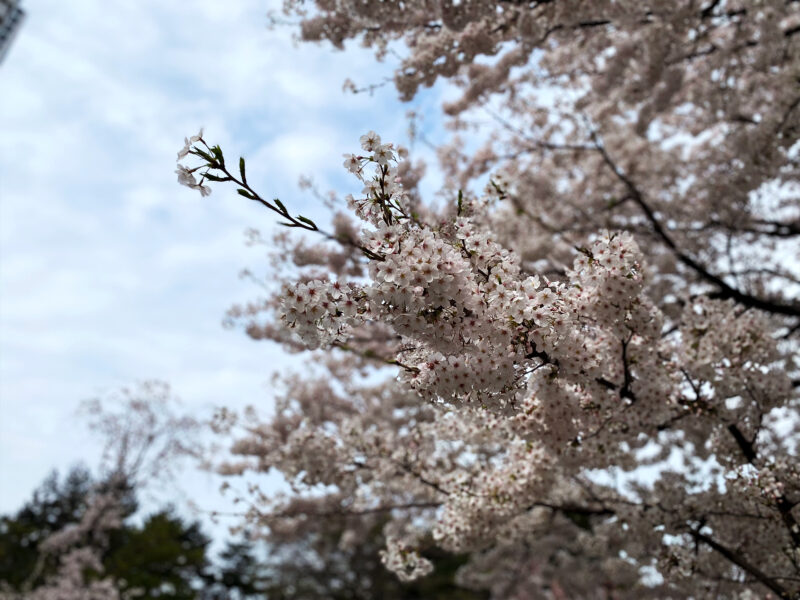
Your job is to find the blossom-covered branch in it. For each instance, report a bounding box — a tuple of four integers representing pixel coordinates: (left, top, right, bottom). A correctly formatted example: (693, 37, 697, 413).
(178, 1, 799, 597)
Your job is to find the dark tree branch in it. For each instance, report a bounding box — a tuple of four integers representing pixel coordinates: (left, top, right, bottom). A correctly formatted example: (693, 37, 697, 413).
(589, 131, 800, 318)
(689, 530, 793, 599)
(728, 424, 800, 550)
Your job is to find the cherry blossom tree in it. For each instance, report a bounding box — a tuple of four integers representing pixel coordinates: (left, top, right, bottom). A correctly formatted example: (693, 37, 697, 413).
(178, 1, 800, 597)
(0, 382, 201, 600)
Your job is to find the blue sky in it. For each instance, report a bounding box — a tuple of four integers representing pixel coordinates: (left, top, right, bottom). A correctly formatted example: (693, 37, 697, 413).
(0, 0, 448, 517)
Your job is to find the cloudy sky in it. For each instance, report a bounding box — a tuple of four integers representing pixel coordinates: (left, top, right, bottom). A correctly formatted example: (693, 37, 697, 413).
(0, 0, 448, 517)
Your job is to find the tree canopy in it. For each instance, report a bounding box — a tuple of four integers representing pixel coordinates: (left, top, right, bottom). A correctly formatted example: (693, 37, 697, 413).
(176, 1, 800, 598)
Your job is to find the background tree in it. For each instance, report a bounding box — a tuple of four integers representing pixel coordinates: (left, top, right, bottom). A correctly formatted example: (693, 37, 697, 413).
(0, 466, 96, 590)
(0, 382, 211, 599)
(0, 466, 210, 599)
(200, 538, 266, 600)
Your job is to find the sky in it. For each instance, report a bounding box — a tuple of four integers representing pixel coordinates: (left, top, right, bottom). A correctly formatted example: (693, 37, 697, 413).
(0, 0, 449, 519)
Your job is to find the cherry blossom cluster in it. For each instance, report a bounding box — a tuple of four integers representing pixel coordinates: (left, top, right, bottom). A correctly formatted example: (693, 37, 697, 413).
(278, 279, 363, 349)
(379, 537, 434, 583)
(267, 138, 667, 419)
(175, 128, 211, 196)
(432, 439, 555, 553)
(342, 130, 410, 227)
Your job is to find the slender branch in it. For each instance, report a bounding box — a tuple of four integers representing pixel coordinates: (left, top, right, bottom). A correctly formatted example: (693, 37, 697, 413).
(272, 501, 441, 519)
(588, 131, 800, 318)
(331, 341, 419, 374)
(727, 424, 757, 463)
(189, 139, 387, 262)
(728, 424, 800, 550)
(211, 501, 441, 522)
(689, 530, 793, 599)
(700, 0, 722, 19)
(396, 462, 453, 498)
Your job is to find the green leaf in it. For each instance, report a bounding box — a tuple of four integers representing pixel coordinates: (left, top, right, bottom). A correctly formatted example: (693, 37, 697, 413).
(209, 145, 225, 168)
(237, 189, 256, 200)
(202, 172, 229, 182)
(274, 198, 288, 214)
(239, 157, 246, 183)
(296, 216, 318, 229)
(191, 148, 214, 163)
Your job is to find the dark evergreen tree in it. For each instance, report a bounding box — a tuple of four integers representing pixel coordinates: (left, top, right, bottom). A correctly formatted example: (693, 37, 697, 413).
(0, 466, 96, 588)
(0, 467, 209, 598)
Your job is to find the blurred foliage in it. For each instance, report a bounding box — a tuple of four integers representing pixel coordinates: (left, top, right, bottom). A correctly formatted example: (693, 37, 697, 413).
(0, 467, 485, 598)
(0, 466, 249, 598)
(255, 519, 488, 600)
(0, 466, 98, 589)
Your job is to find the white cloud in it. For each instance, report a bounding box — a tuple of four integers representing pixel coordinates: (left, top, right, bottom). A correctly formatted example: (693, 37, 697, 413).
(0, 0, 453, 522)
